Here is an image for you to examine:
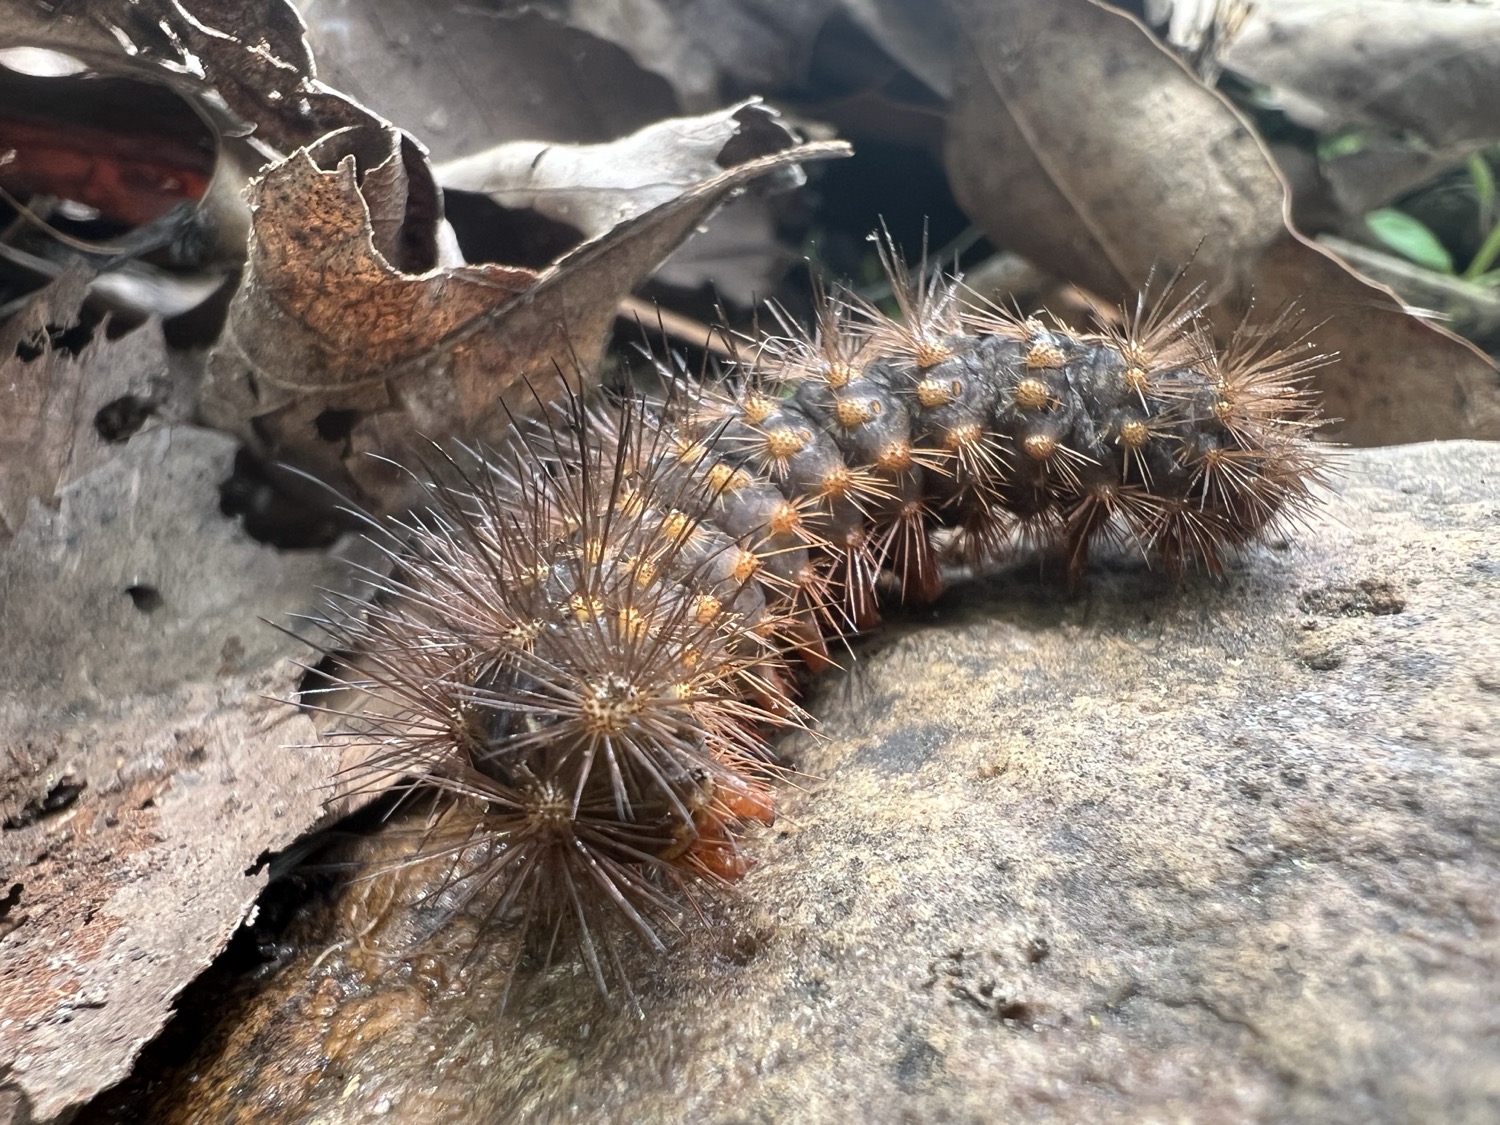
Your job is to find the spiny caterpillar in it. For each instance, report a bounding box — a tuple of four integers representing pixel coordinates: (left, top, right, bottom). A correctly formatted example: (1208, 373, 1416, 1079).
(302, 248, 1327, 995)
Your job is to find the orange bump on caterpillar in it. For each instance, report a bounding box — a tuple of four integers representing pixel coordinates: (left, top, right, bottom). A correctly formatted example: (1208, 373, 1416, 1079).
(298, 241, 1330, 999)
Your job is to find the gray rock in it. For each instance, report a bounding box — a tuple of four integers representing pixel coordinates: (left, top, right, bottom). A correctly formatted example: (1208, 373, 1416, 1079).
(116, 442, 1500, 1125)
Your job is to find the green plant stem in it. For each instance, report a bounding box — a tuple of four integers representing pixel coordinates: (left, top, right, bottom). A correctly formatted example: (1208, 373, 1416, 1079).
(1469, 154, 1496, 233)
(1464, 214, 1500, 281)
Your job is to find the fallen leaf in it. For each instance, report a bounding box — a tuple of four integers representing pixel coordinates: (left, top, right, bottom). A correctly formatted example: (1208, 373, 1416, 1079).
(435, 100, 806, 244)
(295, 0, 838, 144)
(199, 116, 849, 511)
(940, 0, 1500, 445)
(0, 0, 383, 154)
(1224, 0, 1500, 150)
(294, 0, 681, 162)
(155, 0, 382, 152)
(1220, 0, 1500, 213)
(0, 1, 185, 85)
(943, 0, 1284, 303)
(438, 99, 814, 310)
(1249, 238, 1500, 441)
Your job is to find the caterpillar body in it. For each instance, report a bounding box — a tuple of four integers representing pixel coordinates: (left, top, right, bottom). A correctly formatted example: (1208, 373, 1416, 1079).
(306, 253, 1326, 995)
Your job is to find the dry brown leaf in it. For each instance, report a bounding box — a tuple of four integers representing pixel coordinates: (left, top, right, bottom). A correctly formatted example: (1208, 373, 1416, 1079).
(199, 117, 849, 511)
(0, 423, 347, 1123)
(941, 0, 1500, 445)
(165, 0, 380, 151)
(943, 0, 1285, 303)
(1250, 238, 1500, 441)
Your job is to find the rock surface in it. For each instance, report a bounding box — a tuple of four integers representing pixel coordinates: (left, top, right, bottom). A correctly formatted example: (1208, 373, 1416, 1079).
(89, 442, 1500, 1124)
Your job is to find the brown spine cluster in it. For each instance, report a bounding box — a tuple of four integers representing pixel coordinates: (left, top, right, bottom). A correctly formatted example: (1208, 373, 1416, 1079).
(305, 254, 1327, 994)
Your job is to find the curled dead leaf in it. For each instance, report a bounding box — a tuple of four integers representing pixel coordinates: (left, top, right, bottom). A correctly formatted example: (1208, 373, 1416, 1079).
(435, 100, 805, 244)
(199, 115, 849, 511)
(0, 0, 385, 154)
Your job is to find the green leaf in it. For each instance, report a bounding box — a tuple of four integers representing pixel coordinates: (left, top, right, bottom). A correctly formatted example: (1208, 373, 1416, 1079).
(1366, 209, 1455, 273)
(1318, 129, 1368, 162)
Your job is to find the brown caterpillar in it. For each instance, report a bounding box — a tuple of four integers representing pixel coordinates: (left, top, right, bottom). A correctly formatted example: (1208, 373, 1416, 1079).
(302, 248, 1327, 995)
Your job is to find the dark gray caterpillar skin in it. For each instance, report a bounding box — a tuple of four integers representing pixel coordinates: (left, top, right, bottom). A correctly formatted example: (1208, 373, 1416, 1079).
(308, 267, 1326, 995)
(668, 282, 1323, 651)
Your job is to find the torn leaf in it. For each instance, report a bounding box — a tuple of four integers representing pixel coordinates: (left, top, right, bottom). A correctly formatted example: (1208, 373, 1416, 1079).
(199, 117, 848, 511)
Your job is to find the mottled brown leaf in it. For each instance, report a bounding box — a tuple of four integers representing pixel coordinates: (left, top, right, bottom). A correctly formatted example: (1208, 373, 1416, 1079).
(225, 131, 536, 390)
(199, 116, 849, 511)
